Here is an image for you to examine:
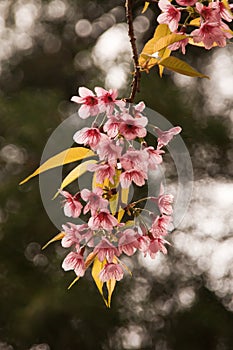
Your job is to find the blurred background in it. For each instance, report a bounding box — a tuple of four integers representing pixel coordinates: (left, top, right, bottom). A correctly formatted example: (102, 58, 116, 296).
(0, 0, 233, 349)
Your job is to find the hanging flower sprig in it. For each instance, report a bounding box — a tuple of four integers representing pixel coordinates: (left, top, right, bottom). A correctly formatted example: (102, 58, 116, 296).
(20, 86, 181, 307)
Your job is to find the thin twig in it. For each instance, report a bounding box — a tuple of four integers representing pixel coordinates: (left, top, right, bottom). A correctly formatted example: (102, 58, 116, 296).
(125, 0, 141, 103)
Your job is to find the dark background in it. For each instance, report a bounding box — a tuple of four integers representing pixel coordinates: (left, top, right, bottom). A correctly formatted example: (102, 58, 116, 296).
(0, 0, 233, 349)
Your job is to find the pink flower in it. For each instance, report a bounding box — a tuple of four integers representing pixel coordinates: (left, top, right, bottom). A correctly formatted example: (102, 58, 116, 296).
(192, 22, 231, 49)
(120, 148, 148, 171)
(88, 209, 119, 231)
(88, 162, 116, 184)
(137, 234, 150, 252)
(195, 2, 221, 23)
(175, 0, 197, 6)
(99, 263, 124, 282)
(73, 127, 105, 150)
(157, 0, 181, 32)
(95, 87, 125, 113)
(60, 191, 82, 218)
(143, 146, 164, 170)
(61, 223, 82, 248)
(150, 215, 172, 237)
(97, 138, 122, 164)
(93, 237, 118, 262)
(118, 229, 139, 256)
(120, 169, 148, 188)
(154, 126, 182, 149)
(145, 237, 169, 258)
(80, 187, 108, 214)
(103, 114, 122, 138)
(158, 194, 173, 215)
(71, 87, 99, 119)
(155, 185, 174, 215)
(168, 29, 189, 55)
(119, 114, 148, 140)
(62, 251, 85, 277)
(212, 1, 233, 22)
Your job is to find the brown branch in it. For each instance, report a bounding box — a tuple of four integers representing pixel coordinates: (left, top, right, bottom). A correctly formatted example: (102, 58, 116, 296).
(125, 0, 141, 103)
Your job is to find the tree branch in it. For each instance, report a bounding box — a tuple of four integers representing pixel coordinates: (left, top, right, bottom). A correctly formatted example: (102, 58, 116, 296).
(125, 0, 141, 103)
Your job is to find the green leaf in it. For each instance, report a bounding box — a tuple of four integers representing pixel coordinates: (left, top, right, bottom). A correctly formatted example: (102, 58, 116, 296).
(42, 231, 65, 250)
(19, 147, 95, 185)
(159, 56, 209, 78)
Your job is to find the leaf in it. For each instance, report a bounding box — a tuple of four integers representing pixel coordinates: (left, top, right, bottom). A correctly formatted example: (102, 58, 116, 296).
(142, 2, 150, 13)
(117, 187, 129, 222)
(68, 276, 80, 290)
(109, 170, 121, 216)
(159, 56, 209, 78)
(153, 33, 188, 53)
(106, 279, 116, 308)
(159, 47, 171, 77)
(139, 24, 171, 72)
(92, 257, 107, 306)
(54, 159, 97, 197)
(20, 147, 95, 185)
(42, 232, 65, 250)
(188, 38, 218, 48)
(189, 17, 201, 26)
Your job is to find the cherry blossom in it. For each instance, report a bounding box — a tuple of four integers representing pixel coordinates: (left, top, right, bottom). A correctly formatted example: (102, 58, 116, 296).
(73, 127, 105, 150)
(103, 114, 122, 138)
(71, 87, 99, 119)
(80, 187, 108, 214)
(87, 162, 116, 184)
(95, 87, 125, 113)
(62, 251, 85, 277)
(99, 263, 124, 282)
(61, 223, 82, 248)
(96, 138, 122, 164)
(154, 126, 182, 149)
(157, 0, 181, 32)
(118, 113, 148, 140)
(88, 209, 119, 231)
(150, 215, 172, 237)
(93, 237, 118, 263)
(175, 0, 197, 6)
(143, 146, 164, 170)
(120, 168, 148, 188)
(118, 229, 139, 256)
(60, 191, 82, 218)
(120, 148, 148, 172)
(192, 22, 232, 49)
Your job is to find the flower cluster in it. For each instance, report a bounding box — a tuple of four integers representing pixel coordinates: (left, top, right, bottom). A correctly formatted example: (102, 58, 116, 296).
(157, 0, 233, 51)
(59, 87, 181, 290)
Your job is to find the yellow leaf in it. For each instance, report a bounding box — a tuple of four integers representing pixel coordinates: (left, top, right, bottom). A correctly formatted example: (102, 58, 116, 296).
(106, 279, 116, 308)
(92, 257, 107, 305)
(159, 47, 171, 77)
(139, 24, 172, 74)
(19, 147, 95, 185)
(159, 56, 209, 78)
(189, 17, 201, 26)
(117, 186, 129, 222)
(142, 2, 149, 13)
(153, 33, 188, 53)
(109, 169, 121, 215)
(54, 159, 97, 197)
(42, 232, 65, 250)
(68, 276, 80, 290)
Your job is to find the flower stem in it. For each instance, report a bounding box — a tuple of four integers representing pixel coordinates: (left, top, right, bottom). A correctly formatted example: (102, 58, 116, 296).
(125, 0, 141, 103)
